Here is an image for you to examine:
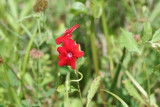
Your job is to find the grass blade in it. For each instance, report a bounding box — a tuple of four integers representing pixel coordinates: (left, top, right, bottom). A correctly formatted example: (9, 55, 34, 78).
(102, 89, 129, 107)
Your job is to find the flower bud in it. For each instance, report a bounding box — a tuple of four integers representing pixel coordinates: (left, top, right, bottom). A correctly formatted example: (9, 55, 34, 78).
(30, 48, 44, 59)
(134, 34, 140, 42)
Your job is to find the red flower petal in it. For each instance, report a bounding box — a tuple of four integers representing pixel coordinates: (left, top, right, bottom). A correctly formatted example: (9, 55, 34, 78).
(57, 47, 67, 54)
(70, 57, 77, 70)
(72, 44, 84, 57)
(70, 24, 79, 34)
(72, 44, 79, 52)
(64, 29, 71, 35)
(56, 36, 64, 45)
(58, 54, 66, 59)
(74, 51, 84, 57)
(63, 39, 75, 51)
(56, 24, 79, 45)
(56, 35, 73, 45)
(58, 58, 67, 67)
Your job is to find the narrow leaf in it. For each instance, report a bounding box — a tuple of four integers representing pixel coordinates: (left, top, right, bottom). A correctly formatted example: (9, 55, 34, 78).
(149, 2, 160, 22)
(125, 71, 147, 97)
(120, 29, 141, 54)
(102, 90, 129, 107)
(86, 76, 101, 107)
(123, 80, 145, 104)
(125, 71, 158, 107)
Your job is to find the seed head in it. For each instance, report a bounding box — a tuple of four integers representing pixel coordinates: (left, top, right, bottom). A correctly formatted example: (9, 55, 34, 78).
(33, 0, 48, 13)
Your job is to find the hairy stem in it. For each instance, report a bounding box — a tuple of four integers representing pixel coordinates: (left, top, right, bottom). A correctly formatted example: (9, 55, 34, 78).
(91, 17, 106, 107)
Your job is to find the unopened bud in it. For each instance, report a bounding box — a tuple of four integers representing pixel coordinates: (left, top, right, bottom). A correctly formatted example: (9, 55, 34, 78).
(30, 48, 44, 59)
(134, 35, 140, 42)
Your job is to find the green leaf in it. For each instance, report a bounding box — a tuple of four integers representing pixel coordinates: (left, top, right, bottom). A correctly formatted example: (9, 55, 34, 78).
(70, 2, 88, 15)
(151, 29, 160, 42)
(142, 21, 152, 42)
(125, 71, 148, 97)
(125, 71, 159, 107)
(56, 84, 78, 93)
(76, 57, 86, 70)
(120, 28, 141, 54)
(86, 76, 101, 107)
(90, 2, 103, 18)
(8, 0, 18, 18)
(149, 2, 160, 22)
(123, 80, 145, 104)
(102, 90, 129, 107)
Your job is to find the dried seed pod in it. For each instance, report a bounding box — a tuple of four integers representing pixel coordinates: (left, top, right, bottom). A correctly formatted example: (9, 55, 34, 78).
(33, 0, 48, 13)
(0, 54, 4, 65)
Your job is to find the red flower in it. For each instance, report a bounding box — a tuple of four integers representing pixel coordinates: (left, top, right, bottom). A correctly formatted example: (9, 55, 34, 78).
(57, 39, 84, 70)
(56, 24, 79, 45)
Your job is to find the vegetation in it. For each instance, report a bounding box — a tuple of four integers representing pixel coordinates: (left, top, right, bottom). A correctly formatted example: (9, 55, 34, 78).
(0, 0, 160, 107)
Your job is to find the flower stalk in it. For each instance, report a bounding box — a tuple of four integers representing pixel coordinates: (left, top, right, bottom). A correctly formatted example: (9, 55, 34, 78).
(101, 3, 114, 79)
(90, 17, 106, 107)
(142, 55, 151, 107)
(75, 70, 83, 106)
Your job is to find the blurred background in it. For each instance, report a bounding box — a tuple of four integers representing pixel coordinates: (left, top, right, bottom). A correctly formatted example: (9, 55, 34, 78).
(0, 0, 160, 107)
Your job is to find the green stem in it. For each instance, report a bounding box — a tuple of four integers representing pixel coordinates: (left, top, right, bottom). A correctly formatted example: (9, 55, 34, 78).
(70, 71, 83, 83)
(31, 62, 38, 99)
(108, 48, 126, 98)
(65, 72, 70, 107)
(17, 14, 39, 22)
(101, 3, 114, 79)
(21, 24, 37, 98)
(73, 70, 83, 106)
(22, 26, 37, 77)
(91, 18, 99, 76)
(90, 17, 106, 107)
(142, 56, 151, 107)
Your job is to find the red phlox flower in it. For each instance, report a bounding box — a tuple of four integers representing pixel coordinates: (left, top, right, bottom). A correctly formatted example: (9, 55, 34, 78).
(57, 39, 84, 70)
(56, 24, 79, 45)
